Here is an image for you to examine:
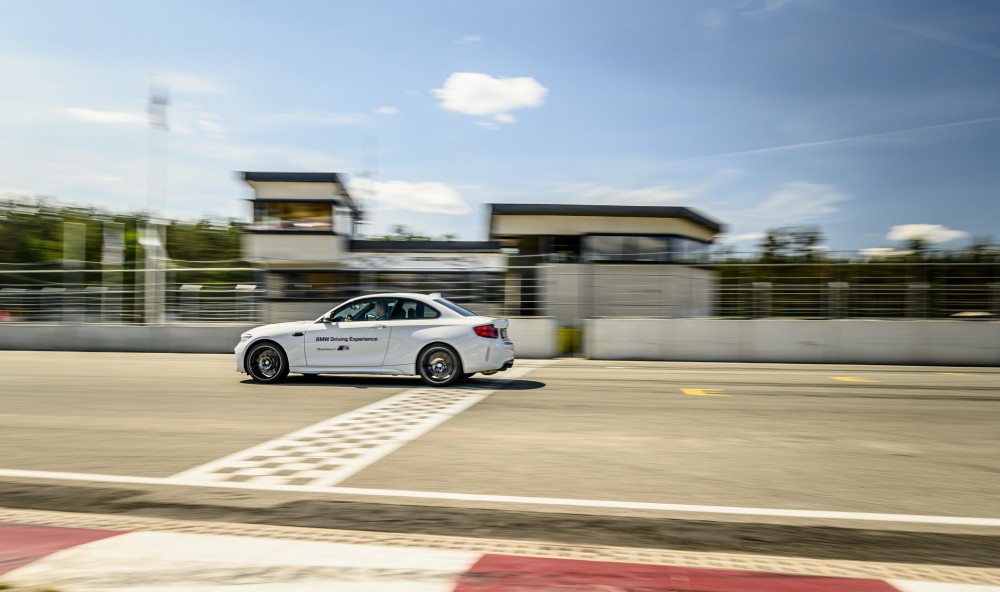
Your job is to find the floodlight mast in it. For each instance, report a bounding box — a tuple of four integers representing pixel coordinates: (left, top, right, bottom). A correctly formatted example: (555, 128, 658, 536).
(144, 73, 169, 324)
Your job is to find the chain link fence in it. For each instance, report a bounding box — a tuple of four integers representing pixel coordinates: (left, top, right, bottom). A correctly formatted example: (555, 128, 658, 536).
(0, 265, 263, 324)
(713, 260, 1000, 319)
(1, 252, 998, 324)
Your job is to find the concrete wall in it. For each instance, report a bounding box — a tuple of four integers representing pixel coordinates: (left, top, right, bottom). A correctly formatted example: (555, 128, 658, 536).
(0, 317, 559, 359)
(585, 319, 1000, 366)
(5, 318, 994, 365)
(507, 317, 558, 359)
(0, 324, 256, 354)
(541, 265, 714, 325)
(243, 233, 347, 262)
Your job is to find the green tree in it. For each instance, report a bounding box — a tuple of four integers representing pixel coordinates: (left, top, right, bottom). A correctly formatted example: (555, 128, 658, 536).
(758, 225, 825, 262)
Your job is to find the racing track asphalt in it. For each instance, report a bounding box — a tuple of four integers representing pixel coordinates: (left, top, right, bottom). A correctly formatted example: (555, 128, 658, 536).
(0, 351, 998, 567)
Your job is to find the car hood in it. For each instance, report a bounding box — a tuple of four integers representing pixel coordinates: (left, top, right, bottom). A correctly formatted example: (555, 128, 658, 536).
(249, 320, 313, 337)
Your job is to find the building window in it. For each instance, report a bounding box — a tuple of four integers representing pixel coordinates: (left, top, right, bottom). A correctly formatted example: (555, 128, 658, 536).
(583, 235, 709, 263)
(270, 272, 360, 300)
(266, 271, 503, 307)
(252, 201, 333, 231)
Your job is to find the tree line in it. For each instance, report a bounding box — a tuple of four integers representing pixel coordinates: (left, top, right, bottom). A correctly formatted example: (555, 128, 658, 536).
(0, 198, 243, 266)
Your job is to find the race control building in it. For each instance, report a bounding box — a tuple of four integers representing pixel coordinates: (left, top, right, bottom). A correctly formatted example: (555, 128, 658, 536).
(239, 172, 724, 325)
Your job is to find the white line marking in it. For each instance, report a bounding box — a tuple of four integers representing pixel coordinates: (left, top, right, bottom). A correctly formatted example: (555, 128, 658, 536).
(0, 468, 998, 527)
(890, 581, 1000, 592)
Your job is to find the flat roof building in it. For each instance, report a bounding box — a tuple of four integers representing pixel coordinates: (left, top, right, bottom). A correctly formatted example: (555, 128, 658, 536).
(487, 203, 723, 322)
(238, 173, 726, 332)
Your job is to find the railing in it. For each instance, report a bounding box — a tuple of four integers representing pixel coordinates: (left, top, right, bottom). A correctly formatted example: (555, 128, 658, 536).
(1, 254, 998, 324)
(0, 265, 263, 324)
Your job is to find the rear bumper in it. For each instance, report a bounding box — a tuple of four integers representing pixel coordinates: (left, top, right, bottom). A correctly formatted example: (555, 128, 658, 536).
(464, 339, 515, 374)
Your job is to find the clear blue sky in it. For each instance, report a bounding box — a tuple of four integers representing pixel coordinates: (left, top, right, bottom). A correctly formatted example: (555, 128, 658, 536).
(1, 0, 998, 251)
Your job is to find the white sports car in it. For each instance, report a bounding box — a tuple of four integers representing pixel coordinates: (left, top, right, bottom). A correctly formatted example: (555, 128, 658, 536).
(235, 293, 515, 387)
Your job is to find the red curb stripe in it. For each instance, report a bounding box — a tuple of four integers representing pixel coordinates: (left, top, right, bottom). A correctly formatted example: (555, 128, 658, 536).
(453, 554, 903, 591)
(0, 523, 126, 576)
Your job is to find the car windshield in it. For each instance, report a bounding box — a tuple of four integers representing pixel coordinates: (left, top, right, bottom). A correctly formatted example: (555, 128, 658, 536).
(435, 298, 478, 317)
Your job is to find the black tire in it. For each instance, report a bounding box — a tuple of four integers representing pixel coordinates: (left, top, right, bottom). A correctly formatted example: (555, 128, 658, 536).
(246, 342, 289, 384)
(417, 344, 463, 387)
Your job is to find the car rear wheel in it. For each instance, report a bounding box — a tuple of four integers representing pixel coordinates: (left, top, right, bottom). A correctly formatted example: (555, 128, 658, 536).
(247, 342, 289, 384)
(418, 344, 463, 387)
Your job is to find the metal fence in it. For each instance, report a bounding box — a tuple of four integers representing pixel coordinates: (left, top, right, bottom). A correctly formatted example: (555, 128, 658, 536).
(713, 261, 1000, 319)
(1, 254, 998, 324)
(0, 265, 263, 324)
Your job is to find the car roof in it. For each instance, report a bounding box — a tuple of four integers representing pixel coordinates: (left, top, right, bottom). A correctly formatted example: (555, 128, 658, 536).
(350, 293, 441, 302)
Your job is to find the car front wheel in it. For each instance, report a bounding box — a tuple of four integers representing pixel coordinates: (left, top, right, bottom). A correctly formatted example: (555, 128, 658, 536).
(246, 342, 289, 384)
(418, 344, 463, 387)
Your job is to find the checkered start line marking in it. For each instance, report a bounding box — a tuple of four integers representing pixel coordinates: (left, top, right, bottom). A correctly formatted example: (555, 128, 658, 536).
(171, 363, 550, 488)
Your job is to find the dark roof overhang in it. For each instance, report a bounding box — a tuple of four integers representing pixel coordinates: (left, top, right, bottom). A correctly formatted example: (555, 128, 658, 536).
(488, 203, 723, 234)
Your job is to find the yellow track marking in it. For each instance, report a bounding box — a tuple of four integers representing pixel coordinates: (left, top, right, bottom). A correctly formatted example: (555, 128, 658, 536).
(682, 388, 728, 396)
(830, 376, 879, 383)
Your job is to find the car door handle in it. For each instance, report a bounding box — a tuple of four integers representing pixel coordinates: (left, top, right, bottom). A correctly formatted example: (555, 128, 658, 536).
(292, 332, 304, 337)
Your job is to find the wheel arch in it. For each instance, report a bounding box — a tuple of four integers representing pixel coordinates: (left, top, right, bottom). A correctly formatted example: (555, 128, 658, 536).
(244, 338, 286, 370)
(413, 341, 465, 375)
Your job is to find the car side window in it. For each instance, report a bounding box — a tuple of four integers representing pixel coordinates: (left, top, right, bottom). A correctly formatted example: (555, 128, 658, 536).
(329, 300, 369, 322)
(332, 298, 401, 322)
(396, 299, 441, 320)
(329, 298, 427, 322)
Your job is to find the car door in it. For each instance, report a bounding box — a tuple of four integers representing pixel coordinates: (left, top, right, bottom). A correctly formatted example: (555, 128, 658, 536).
(382, 298, 444, 367)
(303, 298, 393, 367)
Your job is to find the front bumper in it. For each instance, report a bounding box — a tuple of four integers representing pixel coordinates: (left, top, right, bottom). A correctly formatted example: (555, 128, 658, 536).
(234, 341, 248, 373)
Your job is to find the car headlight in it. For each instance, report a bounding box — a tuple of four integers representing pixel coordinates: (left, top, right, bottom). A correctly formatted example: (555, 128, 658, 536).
(241, 333, 253, 342)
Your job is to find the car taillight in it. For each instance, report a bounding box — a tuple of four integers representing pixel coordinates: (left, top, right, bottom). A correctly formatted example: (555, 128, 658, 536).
(474, 324, 498, 338)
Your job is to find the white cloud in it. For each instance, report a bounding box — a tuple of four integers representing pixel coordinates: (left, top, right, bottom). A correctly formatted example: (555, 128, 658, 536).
(702, 9, 730, 29)
(455, 35, 481, 44)
(375, 106, 398, 115)
(740, 0, 797, 16)
(754, 182, 850, 222)
(860, 247, 912, 258)
(549, 182, 695, 206)
(167, 72, 226, 95)
(543, 183, 691, 206)
(349, 178, 471, 215)
(886, 224, 968, 244)
(761, 0, 794, 11)
(722, 232, 766, 242)
(63, 108, 147, 125)
(197, 113, 225, 135)
(433, 72, 548, 123)
(85, 174, 125, 184)
(494, 113, 516, 124)
(251, 110, 370, 128)
(198, 120, 224, 134)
